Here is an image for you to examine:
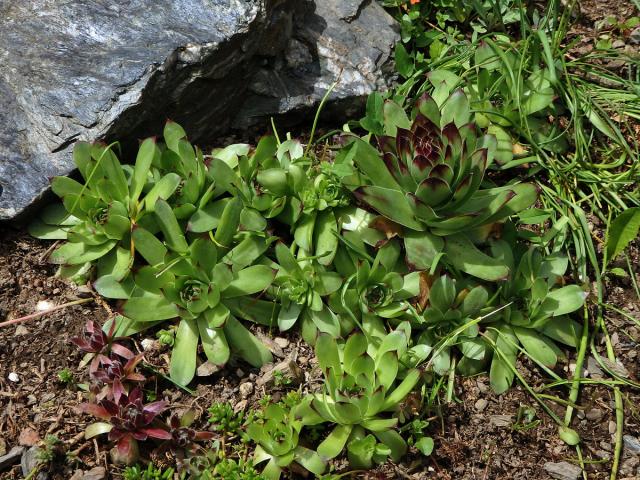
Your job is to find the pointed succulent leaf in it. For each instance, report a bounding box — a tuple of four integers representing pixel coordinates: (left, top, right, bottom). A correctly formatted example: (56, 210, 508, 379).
(315, 210, 339, 266)
(317, 424, 353, 460)
(352, 139, 402, 191)
(542, 317, 582, 348)
(187, 198, 230, 233)
(380, 369, 420, 411)
(123, 291, 179, 322)
(223, 265, 275, 297)
(198, 318, 230, 365)
(316, 333, 342, 375)
(50, 240, 117, 265)
(131, 226, 166, 266)
(514, 327, 558, 367)
(415, 92, 441, 126)
(131, 138, 158, 203)
(461, 286, 489, 317)
(94, 275, 135, 299)
(214, 196, 243, 249)
(538, 285, 586, 318)
(444, 234, 509, 281)
(415, 177, 451, 207)
(170, 318, 199, 385)
(429, 276, 456, 311)
(294, 446, 326, 475)
(164, 121, 187, 153)
(155, 199, 188, 254)
(143, 173, 181, 212)
(440, 90, 470, 128)
(373, 430, 407, 462)
(294, 213, 316, 252)
(223, 315, 272, 367)
(28, 219, 68, 240)
(354, 186, 423, 230)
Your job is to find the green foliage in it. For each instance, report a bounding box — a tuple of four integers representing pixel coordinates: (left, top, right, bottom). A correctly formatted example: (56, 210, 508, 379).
(353, 89, 537, 280)
(123, 464, 176, 480)
(310, 328, 422, 467)
(604, 207, 640, 267)
(246, 399, 326, 480)
(57, 368, 74, 385)
(208, 402, 246, 437)
(487, 245, 586, 393)
(31, 58, 594, 476)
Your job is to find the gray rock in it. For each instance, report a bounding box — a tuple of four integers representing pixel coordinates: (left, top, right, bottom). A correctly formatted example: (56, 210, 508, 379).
(232, 0, 399, 131)
(585, 408, 604, 421)
(20, 446, 41, 478)
(630, 27, 640, 45)
(624, 435, 640, 455)
(0, 0, 398, 221)
(239, 382, 254, 398)
(489, 414, 513, 427)
(474, 398, 489, 412)
(543, 461, 582, 480)
(82, 466, 107, 480)
(0, 446, 24, 473)
(0, 0, 273, 220)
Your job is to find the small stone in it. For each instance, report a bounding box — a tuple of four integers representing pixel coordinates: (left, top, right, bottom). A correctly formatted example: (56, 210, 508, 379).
(601, 358, 630, 378)
(141, 338, 158, 351)
(474, 399, 489, 412)
(612, 39, 626, 49)
(298, 356, 308, 365)
(14, 325, 28, 336)
(236, 369, 245, 378)
(543, 461, 582, 480)
(477, 380, 490, 394)
(489, 415, 513, 427)
(273, 337, 289, 349)
(18, 428, 40, 447)
(587, 356, 604, 379)
(0, 446, 24, 472)
(257, 355, 303, 387)
(27, 395, 37, 406)
(609, 421, 617, 434)
(82, 466, 106, 480)
(233, 400, 248, 414)
(196, 362, 221, 377)
(586, 408, 604, 421)
(8, 372, 19, 382)
(239, 382, 254, 399)
(620, 455, 639, 475)
(21, 446, 41, 477)
(631, 27, 640, 45)
(69, 470, 84, 480)
(623, 435, 640, 455)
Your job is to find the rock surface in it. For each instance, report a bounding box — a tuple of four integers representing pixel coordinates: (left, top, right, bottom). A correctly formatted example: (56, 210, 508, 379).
(0, 0, 398, 220)
(233, 0, 399, 131)
(543, 461, 582, 480)
(0, 446, 24, 473)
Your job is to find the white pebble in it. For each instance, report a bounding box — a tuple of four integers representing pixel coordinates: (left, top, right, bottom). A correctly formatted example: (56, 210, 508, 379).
(8, 372, 19, 382)
(36, 300, 53, 311)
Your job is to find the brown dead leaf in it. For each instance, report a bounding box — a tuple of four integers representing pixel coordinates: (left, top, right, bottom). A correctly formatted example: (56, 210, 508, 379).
(512, 143, 528, 155)
(18, 427, 40, 447)
(418, 271, 434, 311)
(369, 216, 403, 240)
